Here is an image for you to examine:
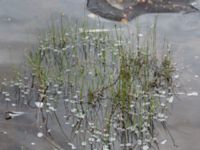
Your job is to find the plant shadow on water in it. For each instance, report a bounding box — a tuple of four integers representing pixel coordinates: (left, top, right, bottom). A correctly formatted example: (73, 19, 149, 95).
(0, 16, 176, 150)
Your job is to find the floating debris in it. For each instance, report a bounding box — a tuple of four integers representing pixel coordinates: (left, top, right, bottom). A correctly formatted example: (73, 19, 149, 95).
(74, 130, 79, 134)
(71, 108, 77, 113)
(53, 84, 59, 88)
(167, 96, 174, 103)
(191, 2, 198, 6)
(176, 92, 185, 95)
(4, 92, 10, 97)
(127, 126, 135, 132)
(138, 33, 143, 38)
(160, 103, 166, 107)
(79, 28, 110, 33)
(11, 103, 16, 107)
(68, 143, 76, 150)
(96, 138, 101, 143)
(5, 98, 11, 102)
(2, 131, 7, 135)
(174, 74, 179, 79)
(76, 113, 85, 119)
(137, 139, 142, 145)
(187, 92, 198, 96)
(81, 141, 87, 146)
(65, 122, 70, 125)
(160, 139, 167, 145)
(31, 142, 36, 146)
(157, 113, 168, 122)
(5, 111, 25, 120)
(73, 95, 78, 99)
(64, 99, 69, 102)
(103, 145, 109, 150)
(47, 129, 51, 133)
(56, 91, 63, 95)
(126, 143, 132, 147)
(65, 69, 71, 73)
(49, 106, 56, 112)
(88, 137, 95, 143)
(87, 13, 97, 19)
(194, 56, 199, 60)
(109, 137, 116, 142)
(37, 132, 44, 138)
(142, 145, 149, 150)
(35, 102, 44, 108)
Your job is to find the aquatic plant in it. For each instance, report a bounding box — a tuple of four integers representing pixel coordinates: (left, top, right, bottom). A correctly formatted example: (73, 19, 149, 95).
(0, 18, 175, 150)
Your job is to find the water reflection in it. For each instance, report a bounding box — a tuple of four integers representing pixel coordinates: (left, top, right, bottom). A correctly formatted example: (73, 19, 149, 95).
(0, 0, 200, 150)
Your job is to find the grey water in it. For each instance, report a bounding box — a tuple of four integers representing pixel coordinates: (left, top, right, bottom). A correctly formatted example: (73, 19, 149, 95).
(0, 0, 200, 150)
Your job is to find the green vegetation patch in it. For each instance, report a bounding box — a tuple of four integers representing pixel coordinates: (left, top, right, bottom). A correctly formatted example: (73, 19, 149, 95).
(1, 19, 175, 150)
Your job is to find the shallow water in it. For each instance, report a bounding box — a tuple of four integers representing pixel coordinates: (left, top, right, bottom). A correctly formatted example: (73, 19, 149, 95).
(0, 0, 200, 150)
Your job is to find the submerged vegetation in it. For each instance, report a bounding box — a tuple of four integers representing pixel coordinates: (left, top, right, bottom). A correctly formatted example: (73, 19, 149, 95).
(0, 18, 175, 150)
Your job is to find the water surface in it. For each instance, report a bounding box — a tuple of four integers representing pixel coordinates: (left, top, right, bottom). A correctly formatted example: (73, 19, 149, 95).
(0, 0, 200, 150)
